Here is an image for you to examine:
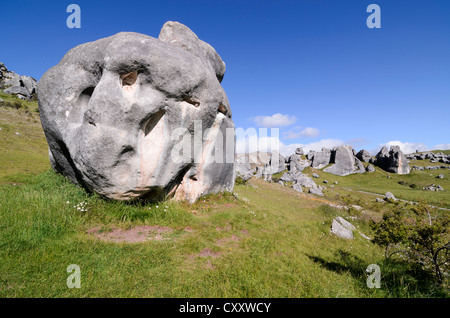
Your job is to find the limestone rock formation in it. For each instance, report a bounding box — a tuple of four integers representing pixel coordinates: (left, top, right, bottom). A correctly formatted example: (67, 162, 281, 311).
(0, 62, 37, 100)
(287, 148, 310, 172)
(356, 149, 371, 163)
(375, 146, 410, 174)
(38, 21, 235, 203)
(323, 145, 365, 176)
(311, 147, 331, 169)
(331, 218, 354, 239)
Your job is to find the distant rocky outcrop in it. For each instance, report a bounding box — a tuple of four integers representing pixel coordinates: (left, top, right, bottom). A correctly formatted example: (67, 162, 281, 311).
(356, 149, 372, 163)
(287, 148, 310, 172)
(311, 148, 331, 169)
(374, 146, 410, 175)
(0, 62, 37, 100)
(323, 145, 365, 176)
(406, 151, 450, 164)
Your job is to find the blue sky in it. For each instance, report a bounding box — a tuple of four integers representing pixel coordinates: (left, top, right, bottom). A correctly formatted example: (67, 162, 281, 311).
(2, 0, 450, 155)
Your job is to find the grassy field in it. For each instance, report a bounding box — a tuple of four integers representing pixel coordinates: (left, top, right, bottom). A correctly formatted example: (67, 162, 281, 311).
(0, 93, 448, 297)
(0, 92, 50, 183)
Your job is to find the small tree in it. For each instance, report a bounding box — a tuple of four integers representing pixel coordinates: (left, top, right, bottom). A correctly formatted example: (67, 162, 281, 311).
(370, 201, 449, 286)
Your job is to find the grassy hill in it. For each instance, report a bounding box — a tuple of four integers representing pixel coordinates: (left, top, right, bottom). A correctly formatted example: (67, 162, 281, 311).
(0, 93, 448, 297)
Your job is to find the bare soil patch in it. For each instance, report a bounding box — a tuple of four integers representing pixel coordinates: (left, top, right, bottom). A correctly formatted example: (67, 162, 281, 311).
(87, 225, 174, 243)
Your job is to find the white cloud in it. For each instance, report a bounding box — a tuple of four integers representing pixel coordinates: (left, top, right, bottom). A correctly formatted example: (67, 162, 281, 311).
(372, 141, 429, 155)
(434, 143, 450, 151)
(236, 131, 344, 157)
(283, 127, 320, 139)
(250, 113, 296, 128)
(280, 139, 345, 156)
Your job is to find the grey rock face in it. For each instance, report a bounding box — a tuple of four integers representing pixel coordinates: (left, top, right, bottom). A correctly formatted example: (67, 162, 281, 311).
(366, 164, 375, 172)
(331, 218, 354, 239)
(288, 153, 310, 172)
(38, 21, 235, 203)
(323, 145, 365, 176)
(0, 63, 37, 100)
(437, 174, 444, 179)
(294, 174, 323, 196)
(291, 183, 303, 192)
(311, 147, 331, 169)
(356, 149, 371, 162)
(388, 146, 411, 174)
(312, 173, 319, 178)
(375, 146, 410, 175)
(309, 187, 324, 196)
(385, 192, 396, 201)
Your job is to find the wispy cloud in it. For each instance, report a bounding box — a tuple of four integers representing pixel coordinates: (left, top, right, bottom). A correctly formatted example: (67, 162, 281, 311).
(283, 127, 320, 139)
(249, 113, 296, 128)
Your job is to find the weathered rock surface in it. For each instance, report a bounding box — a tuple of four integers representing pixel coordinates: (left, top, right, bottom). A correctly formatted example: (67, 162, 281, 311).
(331, 218, 354, 239)
(311, 147, 331, 169)
(366, 164, 375, 172)
(375, 146, 410, 174)
(0, 62, 37, 100)
(323, 145, 365, 176)
(38, 21, 235, 203)
(356, 149, 371, 162)
(385, 192, 396, 201)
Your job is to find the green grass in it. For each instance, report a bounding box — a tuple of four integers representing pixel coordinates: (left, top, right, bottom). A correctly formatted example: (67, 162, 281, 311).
(0, 92, 49, 183)
(0, 97, 448, 297)
(2, 172, 447, 297)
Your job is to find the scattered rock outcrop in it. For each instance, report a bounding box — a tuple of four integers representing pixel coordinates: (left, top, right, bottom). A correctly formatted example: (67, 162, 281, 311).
(0, 62, 37, 100)
(406, 151, 450, 164)
(423, 184, 444, 191)
(287, 148, 310, 172)
(38, 21, 235, 203)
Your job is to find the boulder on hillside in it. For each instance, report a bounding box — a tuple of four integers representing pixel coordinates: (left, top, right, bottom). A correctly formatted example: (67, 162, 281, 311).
(287, 148, 310, 172)
(311, 147, 331, 169)
(323, 145, 365, 176)
(331, 218, 354, 239)
(356, 149, 371, 162)
(38, 21, 235, 203)
(366, 164, 375, 172)
(375, 146, 410, 175)
(0, 62, 37, 100)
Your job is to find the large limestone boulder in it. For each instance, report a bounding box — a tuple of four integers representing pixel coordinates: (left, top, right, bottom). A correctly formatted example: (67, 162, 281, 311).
(311, 147, 331, 169)
(38, 21, 235, 203)
(287, 148, 310, 172)
(375, 146, 410, 174)
(323, 145, 365, 176)
(356, 149, 371, 162)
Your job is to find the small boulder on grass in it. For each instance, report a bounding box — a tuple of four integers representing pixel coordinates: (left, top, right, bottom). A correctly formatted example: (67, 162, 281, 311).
(330, 218, 354, 239)
(385, 192, 396, 201)
(376, 197, 384, 203)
